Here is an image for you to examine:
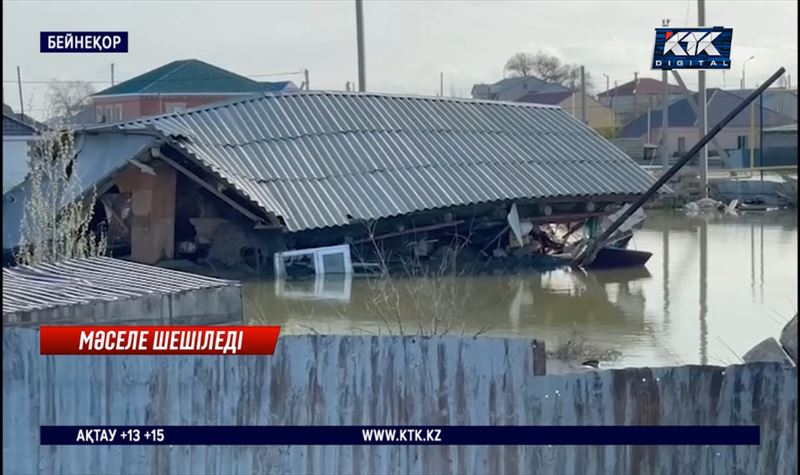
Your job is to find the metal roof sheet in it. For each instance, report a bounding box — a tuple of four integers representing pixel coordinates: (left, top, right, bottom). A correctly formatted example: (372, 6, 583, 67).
(2, 257, 236, 315)
(126, 91, 658, 232)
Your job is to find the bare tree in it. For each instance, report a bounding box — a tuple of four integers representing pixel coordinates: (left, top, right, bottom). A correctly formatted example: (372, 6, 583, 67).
(45, 80, 95, 123)
(504, 53, 538, 77)
(504, 52, 593, 91)
(15, 129, 106, 266)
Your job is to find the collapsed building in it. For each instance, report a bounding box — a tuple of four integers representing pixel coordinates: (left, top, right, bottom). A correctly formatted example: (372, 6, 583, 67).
(2, 91, 657, 276)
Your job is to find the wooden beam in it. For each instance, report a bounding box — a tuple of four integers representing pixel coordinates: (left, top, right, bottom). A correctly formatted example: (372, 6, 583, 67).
(154, 150, 273, 227)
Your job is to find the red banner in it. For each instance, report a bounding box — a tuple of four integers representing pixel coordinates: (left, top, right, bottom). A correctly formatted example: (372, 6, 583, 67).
(39, 326, 281, 355)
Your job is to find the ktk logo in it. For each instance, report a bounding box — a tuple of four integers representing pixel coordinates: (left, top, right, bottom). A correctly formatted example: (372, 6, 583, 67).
(652, 27, 732, 70)
(663, 30, 721, 56)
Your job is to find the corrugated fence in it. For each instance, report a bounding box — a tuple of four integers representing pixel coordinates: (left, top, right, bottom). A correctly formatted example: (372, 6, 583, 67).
(3, 330, 796, 474)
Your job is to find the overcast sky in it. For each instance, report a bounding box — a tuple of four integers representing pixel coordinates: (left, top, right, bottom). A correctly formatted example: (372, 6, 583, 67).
(3, 0, 797, 119)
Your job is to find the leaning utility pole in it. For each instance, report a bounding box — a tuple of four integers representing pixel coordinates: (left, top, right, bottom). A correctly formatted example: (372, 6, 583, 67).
(661, 19, 670, 171)
(572, 67, 786, 268)
(580, 65, 587, 124)
(697, 0, 709, 196)
(355, 0, 366, 92)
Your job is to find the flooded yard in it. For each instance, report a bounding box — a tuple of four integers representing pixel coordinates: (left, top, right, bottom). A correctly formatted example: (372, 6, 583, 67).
(244, 210, 797, 368)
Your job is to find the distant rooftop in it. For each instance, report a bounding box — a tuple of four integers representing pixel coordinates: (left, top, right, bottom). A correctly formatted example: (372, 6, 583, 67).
(94, 59, 296, 96)
(516, 91, 573, 105)
(598, 77, 686, 98)
(621, 88, 796, 138)
(2, 103, 46, 132)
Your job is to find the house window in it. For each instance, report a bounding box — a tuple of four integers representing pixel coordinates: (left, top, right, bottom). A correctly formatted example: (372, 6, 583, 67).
(737, 135, 748, 149)
(105, 105, 114, 122)
(164, 102, 187, 113)
(677, 137, 686, 153)
(96, 106, 104, 123)
(115, 105, 123, 121)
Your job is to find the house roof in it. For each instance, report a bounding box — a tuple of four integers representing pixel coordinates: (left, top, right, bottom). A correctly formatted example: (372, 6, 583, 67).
(94, 59, 295, 96)
(472, 76, 568, 97)
(598, 78, 686, 98)
(517, 91, 573, 105)
(620, 89, 796, 138)
(3, 112, 38, 136)
(4, 91, 658, 244)
(2, 104, 46, 133)
(2, 257, 235, 316)
(126, 91, 655, 232)
(729, 88, 798, 121)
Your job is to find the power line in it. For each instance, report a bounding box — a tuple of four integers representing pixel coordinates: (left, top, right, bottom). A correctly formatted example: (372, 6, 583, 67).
(2, 70, 306, 85)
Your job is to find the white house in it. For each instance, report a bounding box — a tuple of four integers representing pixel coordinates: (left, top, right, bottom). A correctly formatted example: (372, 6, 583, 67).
(3, 110, 39, 193)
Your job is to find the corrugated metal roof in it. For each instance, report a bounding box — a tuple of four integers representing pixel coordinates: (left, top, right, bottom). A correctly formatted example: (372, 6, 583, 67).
(123, 91, 657, 232)
(3, 257, 236, 315)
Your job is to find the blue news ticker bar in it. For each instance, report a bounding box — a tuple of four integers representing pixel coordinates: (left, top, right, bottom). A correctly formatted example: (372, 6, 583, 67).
(41, 426, 760, 446)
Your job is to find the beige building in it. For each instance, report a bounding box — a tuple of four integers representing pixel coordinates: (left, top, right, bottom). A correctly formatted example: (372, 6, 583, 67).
(518, 91, 619, 137)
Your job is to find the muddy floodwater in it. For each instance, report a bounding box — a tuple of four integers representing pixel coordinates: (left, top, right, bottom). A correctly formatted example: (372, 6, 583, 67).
(244, 210, 798, 368)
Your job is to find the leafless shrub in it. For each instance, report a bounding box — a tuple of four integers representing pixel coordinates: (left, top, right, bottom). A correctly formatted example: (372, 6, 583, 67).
(15, 129, 107, 266)
(548, 330, 622, 363)
(361, 219, 485, 337)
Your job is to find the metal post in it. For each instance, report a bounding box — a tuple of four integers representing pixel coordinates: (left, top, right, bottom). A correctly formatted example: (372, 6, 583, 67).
(580, 66, 587, 124)
(304, 69, 310, 90)
(759, 92, 764, 181)
(16, 66, 24, 123)
(662, 227, 670, 324)
(647, 99, 652, 144)
(355, 0, 366, 92)
(697, 0, 708, 197)
(749, 102, 755, 172)
(440, 72, 444, 97)
(111, 63, 115, 86)
(699, 217, 708, 365)
(661, 21, 670, 170)
(612, 81, 618, 138)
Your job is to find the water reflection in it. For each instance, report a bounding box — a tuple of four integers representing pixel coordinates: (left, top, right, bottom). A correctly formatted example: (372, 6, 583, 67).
(245, 210, 797, 367)
(275, 274, 353, 302)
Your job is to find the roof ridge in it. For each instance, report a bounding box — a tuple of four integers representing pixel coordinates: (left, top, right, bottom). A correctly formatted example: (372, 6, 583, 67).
(139, 60, 193, 93)
(182, 126, 593, 149)
(128, 90, 563, 123)
(244, 156, 631, 184)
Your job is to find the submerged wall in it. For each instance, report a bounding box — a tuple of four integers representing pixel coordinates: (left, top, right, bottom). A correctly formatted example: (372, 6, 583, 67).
(3, 330, 796, 474)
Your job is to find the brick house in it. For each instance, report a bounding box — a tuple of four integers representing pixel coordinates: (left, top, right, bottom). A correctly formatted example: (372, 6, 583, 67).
(92, 59, 298, 123)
